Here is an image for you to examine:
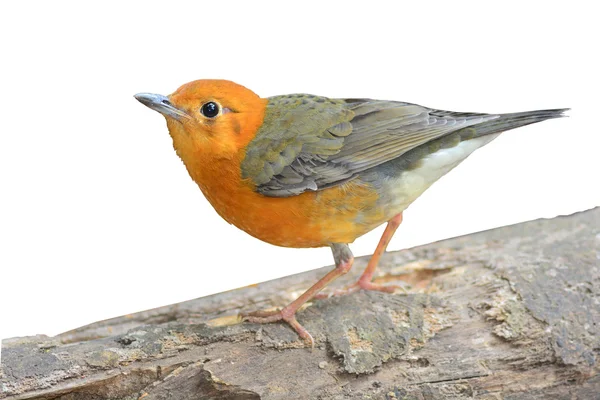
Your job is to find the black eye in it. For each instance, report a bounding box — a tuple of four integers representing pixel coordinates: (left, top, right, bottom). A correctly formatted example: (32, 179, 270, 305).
(201, 102, 220, 118)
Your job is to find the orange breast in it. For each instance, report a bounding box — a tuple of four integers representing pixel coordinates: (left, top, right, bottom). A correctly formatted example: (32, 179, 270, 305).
(185, 152, 384, 248)
(164, 81, 386, 247)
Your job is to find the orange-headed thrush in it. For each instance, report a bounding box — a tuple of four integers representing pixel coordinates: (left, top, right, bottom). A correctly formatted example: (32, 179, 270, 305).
(135, 80, 567, 346)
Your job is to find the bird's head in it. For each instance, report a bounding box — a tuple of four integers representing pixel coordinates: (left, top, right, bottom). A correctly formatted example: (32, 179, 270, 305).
(135, 79, 267, 160)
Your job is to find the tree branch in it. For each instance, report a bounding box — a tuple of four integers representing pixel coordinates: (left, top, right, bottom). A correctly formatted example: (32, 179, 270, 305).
(2, 208, 599, 399)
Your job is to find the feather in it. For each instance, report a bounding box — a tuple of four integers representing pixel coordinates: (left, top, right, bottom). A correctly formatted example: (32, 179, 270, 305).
(240, 94, 567, 197)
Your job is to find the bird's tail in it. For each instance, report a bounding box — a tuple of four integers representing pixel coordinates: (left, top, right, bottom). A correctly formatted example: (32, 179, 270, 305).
(474, 108, 569, 136)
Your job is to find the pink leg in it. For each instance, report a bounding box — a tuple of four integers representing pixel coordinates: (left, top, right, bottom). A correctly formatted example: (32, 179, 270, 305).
(241, 243, 354, 347)
(316, 213, 404, 298)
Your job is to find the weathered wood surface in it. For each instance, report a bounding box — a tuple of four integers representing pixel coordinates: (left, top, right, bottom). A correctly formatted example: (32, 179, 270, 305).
(2, 208, 599, 399)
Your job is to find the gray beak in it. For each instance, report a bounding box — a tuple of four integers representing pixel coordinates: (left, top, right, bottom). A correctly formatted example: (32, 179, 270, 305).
(134, 93, 191, 120)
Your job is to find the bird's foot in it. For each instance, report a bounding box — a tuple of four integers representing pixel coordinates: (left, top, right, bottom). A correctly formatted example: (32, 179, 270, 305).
(241, 307, 314, 347)
(314, 278, 405, 299)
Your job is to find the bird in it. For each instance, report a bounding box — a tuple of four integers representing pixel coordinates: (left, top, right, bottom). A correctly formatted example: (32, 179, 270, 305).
(135, 79, 567, 346)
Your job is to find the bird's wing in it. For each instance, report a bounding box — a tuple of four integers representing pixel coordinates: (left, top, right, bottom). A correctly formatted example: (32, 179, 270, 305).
(241, 94, 499, 197)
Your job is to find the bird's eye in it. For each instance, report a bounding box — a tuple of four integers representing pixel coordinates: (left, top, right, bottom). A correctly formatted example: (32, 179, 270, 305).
(200, 101, 220, 118)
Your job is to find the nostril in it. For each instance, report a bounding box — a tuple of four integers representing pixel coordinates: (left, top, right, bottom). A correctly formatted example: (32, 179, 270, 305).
(161, 99, 171, 106)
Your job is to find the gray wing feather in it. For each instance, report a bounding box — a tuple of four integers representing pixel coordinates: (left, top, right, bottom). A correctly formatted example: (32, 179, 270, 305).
(242, 96, 500, 197)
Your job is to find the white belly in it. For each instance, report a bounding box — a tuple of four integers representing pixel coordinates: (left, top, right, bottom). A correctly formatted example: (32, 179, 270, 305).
(381, 134, 500, 214)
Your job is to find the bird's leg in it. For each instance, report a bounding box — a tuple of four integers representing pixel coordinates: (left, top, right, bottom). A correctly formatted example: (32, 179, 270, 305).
(356, 212, 403, 290)
(315, 213, 404, 298)
(241, 243, 354, 346)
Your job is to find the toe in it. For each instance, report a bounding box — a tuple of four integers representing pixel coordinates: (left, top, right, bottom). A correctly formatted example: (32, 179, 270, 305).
(241, 308, 282, 319)
(240, 308, 284, 323)
(286, 316, 314, 347)
(358, 280, 400, 293)
(240, 308, 315, 347)
(314, 283, 360, 299)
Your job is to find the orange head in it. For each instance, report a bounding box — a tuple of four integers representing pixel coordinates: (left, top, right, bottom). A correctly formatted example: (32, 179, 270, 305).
(135, 80, 267, 162)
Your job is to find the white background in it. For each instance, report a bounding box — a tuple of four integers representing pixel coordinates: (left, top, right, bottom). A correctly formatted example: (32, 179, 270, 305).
(1, 1, 598, 342)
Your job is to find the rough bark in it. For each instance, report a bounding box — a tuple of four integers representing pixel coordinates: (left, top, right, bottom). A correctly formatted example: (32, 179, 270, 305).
(2, 208, 599, 399)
